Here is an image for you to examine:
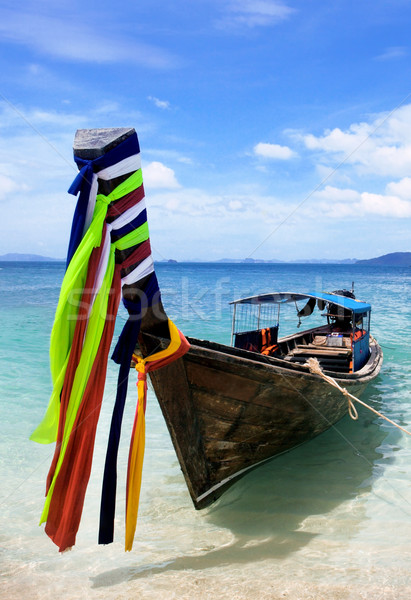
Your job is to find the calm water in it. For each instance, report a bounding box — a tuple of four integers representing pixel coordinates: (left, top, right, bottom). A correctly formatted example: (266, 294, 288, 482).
(0, 262, 410, 599)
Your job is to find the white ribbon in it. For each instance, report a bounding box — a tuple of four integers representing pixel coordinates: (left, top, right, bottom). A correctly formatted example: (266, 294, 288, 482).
(87, 199, 148, 317)
(82, 153, 142, 236)
(121, 255, 154, 287)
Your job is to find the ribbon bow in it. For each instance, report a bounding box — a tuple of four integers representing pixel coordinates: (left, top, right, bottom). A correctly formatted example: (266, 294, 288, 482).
(65, 132, 141, 266)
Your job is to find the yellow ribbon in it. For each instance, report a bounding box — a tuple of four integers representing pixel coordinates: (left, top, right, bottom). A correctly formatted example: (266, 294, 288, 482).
(125, 362, 147, 551)
(124, 319, 182, 551)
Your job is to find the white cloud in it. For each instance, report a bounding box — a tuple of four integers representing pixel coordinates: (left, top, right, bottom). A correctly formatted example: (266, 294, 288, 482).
(361, 192, 411, 218)
(0, 174, 27, 201)
(254, 142, 296, 160)
(144, 148, 194, 166)
(177, 156, 194, 165)
(148, 186, 296, 225)
(0, 8, 179, 68)
(315, 185, 360, 204)
(300, 104, 411, 178)
(148, 96, 171, 110)
(315, 164, 353, 186)
(313, 185, 411, 219)
(1, 93, 409, 261)
(143, 161, 181, 189)
(0, 100, 149, 255)
(228, 199, 243, 211)
(217, 0, 294, 29)
(0, 100, 88, 133)
(149, 188, 220, 218)
(386, 177, 411, 200)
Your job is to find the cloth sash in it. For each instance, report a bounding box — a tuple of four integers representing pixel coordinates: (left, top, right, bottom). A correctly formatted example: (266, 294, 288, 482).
(31, 130, 189, 553)
(30, 171, 144, 446)
(98, 279, 159, 545)
(66, 132, 141, 266)
(124, 322, 189, 551)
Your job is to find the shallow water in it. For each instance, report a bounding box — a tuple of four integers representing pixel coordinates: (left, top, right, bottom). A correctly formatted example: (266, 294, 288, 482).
(0, 262, 410, 599)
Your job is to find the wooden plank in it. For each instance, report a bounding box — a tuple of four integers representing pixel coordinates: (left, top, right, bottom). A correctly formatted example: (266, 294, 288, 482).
(149, 358, 212, 499)
(191, 389, 294, 425)
(291, 347, 351, 356)
(185, 360, 260, 402)
(299, 343, 351, 351)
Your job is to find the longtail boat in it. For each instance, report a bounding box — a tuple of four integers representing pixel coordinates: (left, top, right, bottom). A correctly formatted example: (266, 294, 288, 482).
(140, 289, 383, 509)
(33, 127, 383, 551)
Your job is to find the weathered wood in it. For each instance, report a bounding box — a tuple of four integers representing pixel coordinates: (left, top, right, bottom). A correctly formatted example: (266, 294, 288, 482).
(147, 357, 212, 501)
(72, 128, 169, 336)
(296, 344, 351, 353)
(291, 348, 351, 357)
(73, 127, 135, 159)
(146, 330, 383, 509)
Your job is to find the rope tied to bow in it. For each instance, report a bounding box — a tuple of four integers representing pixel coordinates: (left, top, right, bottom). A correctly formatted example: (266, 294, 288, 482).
(305, 357, 411, 436)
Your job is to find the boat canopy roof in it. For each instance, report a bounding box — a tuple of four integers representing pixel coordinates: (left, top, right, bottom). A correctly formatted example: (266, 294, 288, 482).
(230, 291, 371, 315)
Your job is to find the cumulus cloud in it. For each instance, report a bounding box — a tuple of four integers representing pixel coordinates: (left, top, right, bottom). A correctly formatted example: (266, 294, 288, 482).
(254, 142, 296, 160)
(143, 161, 181, 189)
(386, 176, 411, 200)
(360, 192, 411, 218)
(315, 185, 360, 204)
(313, 184, 411, 219)
(294, 104, 411, 224)
(300, 104, 411, 178)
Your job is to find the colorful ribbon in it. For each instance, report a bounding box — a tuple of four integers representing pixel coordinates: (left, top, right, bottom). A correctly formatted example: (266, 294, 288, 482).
(98, 280, 160, 545)
(125, 320, 189, 551)
(66, 132, 141, 266)
(31, 171, 143, 446)
(31, 131, 189, 552)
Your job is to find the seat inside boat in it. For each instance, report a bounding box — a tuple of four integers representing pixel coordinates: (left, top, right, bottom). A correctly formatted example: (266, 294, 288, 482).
(279, 331, 353, 373)
(234, 325, 279, 354)
(234, 326, 353, 373)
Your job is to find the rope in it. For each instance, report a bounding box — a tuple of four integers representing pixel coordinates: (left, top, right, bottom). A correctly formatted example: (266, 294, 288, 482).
(305, 357, 411, 436)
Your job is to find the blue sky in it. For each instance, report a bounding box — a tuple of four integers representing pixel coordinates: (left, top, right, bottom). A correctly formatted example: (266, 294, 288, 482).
(1, 0, 411, 261)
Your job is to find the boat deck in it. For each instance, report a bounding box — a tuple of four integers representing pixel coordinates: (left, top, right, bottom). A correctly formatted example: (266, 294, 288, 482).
(279, 332, 353, 373)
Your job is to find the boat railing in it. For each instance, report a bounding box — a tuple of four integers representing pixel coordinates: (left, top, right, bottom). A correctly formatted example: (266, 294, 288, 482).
(230, 301, 281, 345)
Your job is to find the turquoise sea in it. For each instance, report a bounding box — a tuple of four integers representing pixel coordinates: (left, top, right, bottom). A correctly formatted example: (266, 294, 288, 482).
(0, 261, 410, 600)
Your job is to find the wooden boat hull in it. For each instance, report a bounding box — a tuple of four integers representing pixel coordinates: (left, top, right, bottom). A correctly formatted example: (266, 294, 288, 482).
(145, 334, 383, 509)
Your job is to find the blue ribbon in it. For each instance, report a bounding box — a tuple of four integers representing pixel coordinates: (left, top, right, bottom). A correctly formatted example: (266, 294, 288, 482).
(111, 210, 147, 241)
(66, 132, 140, 268)
(66, 164, 94, 267)
(98, 273, 160, 545)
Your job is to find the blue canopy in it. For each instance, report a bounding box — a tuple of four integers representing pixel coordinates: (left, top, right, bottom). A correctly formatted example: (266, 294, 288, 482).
(230, 291, 371, 315)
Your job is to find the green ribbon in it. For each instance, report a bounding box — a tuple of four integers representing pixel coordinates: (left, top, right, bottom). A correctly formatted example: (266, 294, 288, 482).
(35, 169, 148, 524)
(31, 170, 143, 445)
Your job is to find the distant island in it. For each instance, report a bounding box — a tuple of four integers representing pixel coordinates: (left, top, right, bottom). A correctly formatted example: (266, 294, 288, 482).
(355, 252, 411, 266)
(217, 252, 411, 266)
(1, 251, 410, 266)
(216, 257, 357, 264)
(0, 253, 64, 262)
